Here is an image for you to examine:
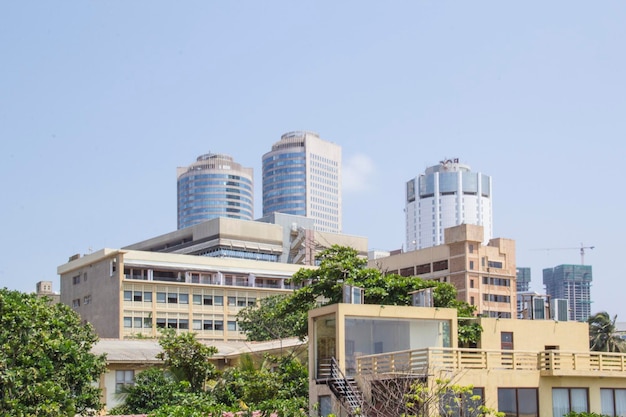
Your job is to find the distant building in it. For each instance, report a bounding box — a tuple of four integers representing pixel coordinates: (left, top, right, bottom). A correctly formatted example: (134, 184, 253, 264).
(262, 131, 342, 233)
(543, 264, 592, 322)
(405, 159, 493, 250)
(516, 267, 531, 316)
(177, 153, 254, 229)
(35, 280, 60, 304)
(369, 224, 516, 318)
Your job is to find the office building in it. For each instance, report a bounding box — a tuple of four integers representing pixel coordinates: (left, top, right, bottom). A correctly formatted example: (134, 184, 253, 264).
(262, 131, 342, 233)
(543, 264, 592, 322)
(58, 248, 310, 341)
(177, 153, 254, 229)
(405, 158, 493, 250)
(369, 224, 517, 319)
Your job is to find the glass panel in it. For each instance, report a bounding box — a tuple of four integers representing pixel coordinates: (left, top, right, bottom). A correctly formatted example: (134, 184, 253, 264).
(123, 317, 132, 328)
(571, 389, 588, 413)
(498, 388, 517, 417)
(144, 292, 152, 302)
(156, 292, 166, 303)
(133, 317, 142, 328)
(615, 389, 626, 417)
(315, 314, 336, 379)
(124, 291, 132, 301)
(179, 293, 189, 304)
(601, 389, 615, 417)
(193, 294, 201, 305)
(553, 388, 570, 417)
(518, 389, 538, 417)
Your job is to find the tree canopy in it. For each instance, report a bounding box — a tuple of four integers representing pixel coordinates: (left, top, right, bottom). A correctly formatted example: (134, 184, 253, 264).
(0, 288, 106, 416)
(238, 245, 481, 345)
(588, 311, 626, 353)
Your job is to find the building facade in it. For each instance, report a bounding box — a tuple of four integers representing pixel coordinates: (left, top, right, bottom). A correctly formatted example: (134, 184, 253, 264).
(370, 224, 517, 318)
(543, 264, 593, 322)
(262, 131, 342, 233)
(58, 249, 310, 341)
(308, 302, 626, 417)
(405, 159, 493, 250)
(516, 267, 531, 317)
(177, 153, 254, 229)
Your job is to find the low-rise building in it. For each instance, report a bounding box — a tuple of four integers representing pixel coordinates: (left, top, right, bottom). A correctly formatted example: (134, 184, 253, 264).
(308, 302, 626, 417)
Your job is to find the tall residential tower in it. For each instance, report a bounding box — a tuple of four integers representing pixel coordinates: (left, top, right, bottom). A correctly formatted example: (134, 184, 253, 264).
(543, 264, 592, 322)
(405, 159, 493, 250)
(262, 131, 342, 233)
(177, 153, 254, 229)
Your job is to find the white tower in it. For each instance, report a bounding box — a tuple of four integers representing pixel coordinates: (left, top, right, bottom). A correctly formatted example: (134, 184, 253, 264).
(405, 158, 493, 250)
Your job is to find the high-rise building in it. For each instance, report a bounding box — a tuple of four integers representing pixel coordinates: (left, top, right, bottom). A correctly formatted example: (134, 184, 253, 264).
(262, 131, 342, 233)
(177, 153, 254, 229)
(543, 264, 592, 322)
(405, 158, 493, 250)
(516, 267, 532, 317)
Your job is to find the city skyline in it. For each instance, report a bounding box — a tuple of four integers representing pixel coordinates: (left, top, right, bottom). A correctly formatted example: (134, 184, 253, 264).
(1, 2, 624, 320)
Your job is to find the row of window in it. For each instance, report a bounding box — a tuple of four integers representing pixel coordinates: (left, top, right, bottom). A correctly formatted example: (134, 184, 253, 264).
(72, 295, 91, 307)
(122, 316, 239, 332)
(123, 290, 256, 307)
(483, 294, 511, 303)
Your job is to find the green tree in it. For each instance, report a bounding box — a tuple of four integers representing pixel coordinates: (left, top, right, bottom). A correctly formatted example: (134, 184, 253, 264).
(157, 329, 219, 392)
(588, 311, 625, 352)
(239, 245, 481, 344)
(0, 288, 106, 416)
(109, 367, 186, 415)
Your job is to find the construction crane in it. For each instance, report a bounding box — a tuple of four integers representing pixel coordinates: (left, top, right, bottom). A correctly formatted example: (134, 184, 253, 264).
(533, 243, 595, 265)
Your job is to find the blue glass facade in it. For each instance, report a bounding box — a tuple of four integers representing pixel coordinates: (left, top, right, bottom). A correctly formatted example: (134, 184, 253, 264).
(262, 151, 307, 217)
(177, 155, 254, 229)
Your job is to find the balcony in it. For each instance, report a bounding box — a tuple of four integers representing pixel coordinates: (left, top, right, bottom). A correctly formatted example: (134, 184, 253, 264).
(356, 347, 626, 379)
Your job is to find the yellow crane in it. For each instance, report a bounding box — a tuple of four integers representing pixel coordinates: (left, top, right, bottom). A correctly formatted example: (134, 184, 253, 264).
(533, 243, 595, 265)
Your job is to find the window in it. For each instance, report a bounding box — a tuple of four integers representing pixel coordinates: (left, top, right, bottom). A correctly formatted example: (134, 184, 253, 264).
(214, 320, 224, 331)
(203, 320, 213, 330)
(144, 292, 152, 303)
(553, 388, 588, 417)
(123, 290, 132, 301)
(133, 317, 143, 328)
(83, 272, 88, 282)
(193, 319, 202, 330)
(143, 317, 152, 328)
(123, 317, 132, 328)
(501, 332, 514, 350)
(470, 279, 474, 288)
(440, 387, 484, 417)
(156, 318, 166, 328)
(228, 296, 236, 306)
(469, 244, 474, 254)
(72, 298, 81, 308)
(227, 321, 237, 331)
(179, 293, 189, 304)
(73, 275, 81, 285)
(110, 259, 117, 276)
(167, 293, 178, 304)
(115, 370, 135, 393)
(83, 295, 92, 305)
(498, 388, 538, 417)
(601, 388, 626, 416)
(156, 292, 166, 303)
(214, 296, 224, 306)
(469, 261, 474, 270)
(133, 291, 142, 302)
(179, 319, 189, 330)
(193, 294, 202, 305)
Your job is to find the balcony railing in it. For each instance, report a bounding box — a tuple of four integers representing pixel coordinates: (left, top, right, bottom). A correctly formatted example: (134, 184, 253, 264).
(356, 347, 626, 377)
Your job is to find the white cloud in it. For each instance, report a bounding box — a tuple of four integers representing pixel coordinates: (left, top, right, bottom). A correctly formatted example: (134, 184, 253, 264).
(342, 153, 376, 194)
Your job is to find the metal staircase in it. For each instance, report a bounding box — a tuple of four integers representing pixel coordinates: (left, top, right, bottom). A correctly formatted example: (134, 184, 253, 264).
(326, 357, 364, 416)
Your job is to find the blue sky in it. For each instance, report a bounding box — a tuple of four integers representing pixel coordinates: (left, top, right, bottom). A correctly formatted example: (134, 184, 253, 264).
(1, 2, 624, 318)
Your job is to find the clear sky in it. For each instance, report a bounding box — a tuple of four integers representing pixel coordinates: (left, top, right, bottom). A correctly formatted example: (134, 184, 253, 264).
(1, 2, 624, 318)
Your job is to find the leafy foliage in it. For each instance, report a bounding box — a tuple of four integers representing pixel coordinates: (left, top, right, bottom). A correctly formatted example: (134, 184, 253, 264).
(0, 289, 106, 416)
(588, 311, 626, 352)
(238, 245, 481, 345)
(157, 329, 219, 391)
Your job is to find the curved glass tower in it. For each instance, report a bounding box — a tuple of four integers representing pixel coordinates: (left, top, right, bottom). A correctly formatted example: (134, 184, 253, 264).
(177, 153, 254, 229)
(262, 131, 342, 233)
(405, 159, 492, 250)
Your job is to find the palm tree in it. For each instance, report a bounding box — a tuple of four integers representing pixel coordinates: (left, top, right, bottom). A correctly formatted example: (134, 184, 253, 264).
(588, 311, 626, 352)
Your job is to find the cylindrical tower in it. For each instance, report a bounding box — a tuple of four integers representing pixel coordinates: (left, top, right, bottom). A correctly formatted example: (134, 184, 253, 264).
(262, 131, 342, 233)
(405, 158, 493, 250)
(177, 153, 254, 229)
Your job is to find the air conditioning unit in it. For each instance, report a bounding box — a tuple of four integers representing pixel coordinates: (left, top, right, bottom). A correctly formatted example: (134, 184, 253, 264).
(551, 298, 569, 321)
